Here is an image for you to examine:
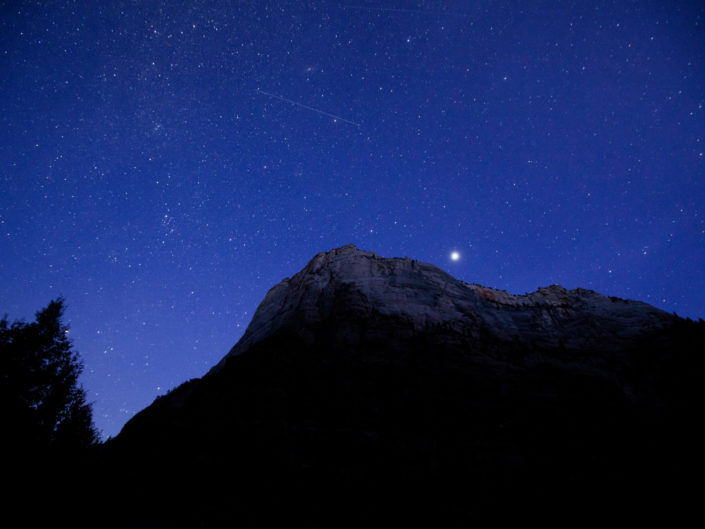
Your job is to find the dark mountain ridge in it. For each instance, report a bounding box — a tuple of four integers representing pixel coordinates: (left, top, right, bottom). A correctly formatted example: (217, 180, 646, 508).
(93, 245, 703, 527)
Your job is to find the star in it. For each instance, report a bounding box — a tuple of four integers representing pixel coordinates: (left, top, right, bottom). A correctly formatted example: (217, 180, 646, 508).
(450, 251, 460, 261)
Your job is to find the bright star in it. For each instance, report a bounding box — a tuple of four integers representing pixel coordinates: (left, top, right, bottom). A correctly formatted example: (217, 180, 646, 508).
(450, 251, 460, 261)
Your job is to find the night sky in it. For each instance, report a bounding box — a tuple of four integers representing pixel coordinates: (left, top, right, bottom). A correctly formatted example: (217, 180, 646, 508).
(2, 1, 704, 439)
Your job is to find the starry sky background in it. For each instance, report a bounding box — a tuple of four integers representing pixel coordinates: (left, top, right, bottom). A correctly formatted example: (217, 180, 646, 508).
(1, 0, 704, 439)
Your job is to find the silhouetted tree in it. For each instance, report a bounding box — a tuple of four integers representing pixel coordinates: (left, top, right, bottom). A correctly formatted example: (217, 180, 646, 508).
(0, 298, 99, 453)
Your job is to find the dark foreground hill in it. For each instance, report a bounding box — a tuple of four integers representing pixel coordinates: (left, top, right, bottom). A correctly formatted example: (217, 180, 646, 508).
(83, 246, 703, 527)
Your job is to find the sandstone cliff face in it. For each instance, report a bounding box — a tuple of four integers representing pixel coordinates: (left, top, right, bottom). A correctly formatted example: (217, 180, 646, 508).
(211, 244, 672, 373)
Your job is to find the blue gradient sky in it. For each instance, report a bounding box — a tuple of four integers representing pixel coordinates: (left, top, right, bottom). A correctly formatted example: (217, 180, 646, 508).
(1, 1, 703, 438)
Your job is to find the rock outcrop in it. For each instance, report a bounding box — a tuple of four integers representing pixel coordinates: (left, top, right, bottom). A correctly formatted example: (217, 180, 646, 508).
(211, 244, 671, 371)
(96, 245, 703, 527)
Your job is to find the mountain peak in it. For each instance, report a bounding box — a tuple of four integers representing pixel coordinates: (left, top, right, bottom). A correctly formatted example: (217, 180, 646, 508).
(109, 246, 701, 526)
(210, 246, 671, 373)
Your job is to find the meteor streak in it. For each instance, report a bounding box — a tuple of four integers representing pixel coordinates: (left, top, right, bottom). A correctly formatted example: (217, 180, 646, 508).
(257, 89, 361, 127)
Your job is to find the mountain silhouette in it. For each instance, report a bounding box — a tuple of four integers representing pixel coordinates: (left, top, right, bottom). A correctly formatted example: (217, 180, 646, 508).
(92, 245, 703, 527)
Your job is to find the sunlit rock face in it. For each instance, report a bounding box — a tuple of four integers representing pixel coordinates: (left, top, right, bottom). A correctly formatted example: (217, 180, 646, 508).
(211, 244, 671, 372)
(102, 245, 702, 528)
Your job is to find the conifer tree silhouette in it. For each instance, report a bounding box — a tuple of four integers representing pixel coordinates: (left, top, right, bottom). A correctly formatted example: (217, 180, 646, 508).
(0, 298, 99, 453)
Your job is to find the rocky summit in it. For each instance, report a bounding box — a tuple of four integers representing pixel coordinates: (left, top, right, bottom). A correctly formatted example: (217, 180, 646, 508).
(95, 245, 703, 527)
(212, 244, 673, 372)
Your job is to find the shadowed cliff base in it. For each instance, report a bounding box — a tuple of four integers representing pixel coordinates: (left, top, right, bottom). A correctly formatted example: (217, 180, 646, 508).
(90, 317, 703, 527)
